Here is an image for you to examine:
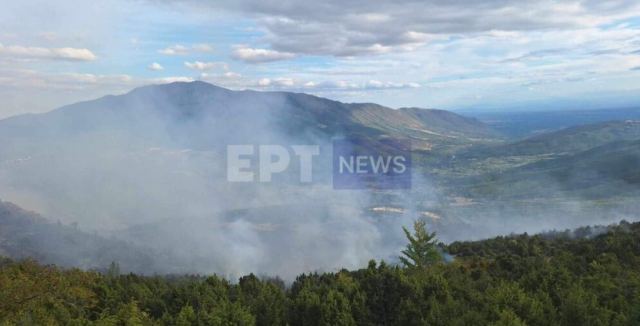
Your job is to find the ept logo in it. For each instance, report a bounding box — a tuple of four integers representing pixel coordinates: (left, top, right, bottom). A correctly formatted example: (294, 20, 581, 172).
(332, 138, 411, 189)
(226, 145, 320, 183)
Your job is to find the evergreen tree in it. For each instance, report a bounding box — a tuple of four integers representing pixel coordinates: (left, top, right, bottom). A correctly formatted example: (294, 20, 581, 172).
(399, 219, 442, 268)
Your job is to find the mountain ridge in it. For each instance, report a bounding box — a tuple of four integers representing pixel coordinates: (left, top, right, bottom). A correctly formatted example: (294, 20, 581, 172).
(0, 81, 499, 153)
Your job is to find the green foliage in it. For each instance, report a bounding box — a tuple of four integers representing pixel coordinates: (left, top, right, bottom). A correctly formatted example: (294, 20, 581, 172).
(399, 219, 443, 268)
(2, 220, 640, 325)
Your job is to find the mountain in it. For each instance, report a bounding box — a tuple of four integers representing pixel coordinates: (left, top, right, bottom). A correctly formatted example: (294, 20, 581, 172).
(0, 81, 497, 154)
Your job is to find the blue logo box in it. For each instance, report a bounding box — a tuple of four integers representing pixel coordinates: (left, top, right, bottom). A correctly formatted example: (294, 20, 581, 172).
(332, 137, 411, 189)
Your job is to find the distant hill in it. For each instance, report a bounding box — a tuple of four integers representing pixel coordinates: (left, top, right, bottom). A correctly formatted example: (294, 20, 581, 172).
(460, 120, 640, 159)
(0, 199, 162, 273)
(457, 139, 640, 199)
(465, 107, 640, 138)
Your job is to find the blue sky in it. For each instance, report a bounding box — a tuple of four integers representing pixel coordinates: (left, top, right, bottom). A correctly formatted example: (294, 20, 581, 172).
(1, 0, 639, 118)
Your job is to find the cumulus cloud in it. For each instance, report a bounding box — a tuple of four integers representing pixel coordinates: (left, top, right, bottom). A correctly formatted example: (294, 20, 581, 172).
(299, 80, 420, 91)
(159, 44, 215, 56)
(0, 43, 96, 61)
(232, 46, 295, 63)
(196, 71, 246, 89)
(223, 71, 242, 78)
(174, 0, 640, 57)
(59, 73, 133, 85)
(365, 80, 420, 89)
(153, 76, 195, 83)
(252, 77, 421, 91)
(273, 77, 294, 86)
(158, 45, 189, 55)
(0, 68, 138, 118)
(257, 77, 272, 86)
(254, 77, 296, 87)
(192, 43, 214, 52)
(147, 62, 164, 71)
(184, 61, 228, 71)
(2, 69, 193, 93)
(0, 68, 134, 92)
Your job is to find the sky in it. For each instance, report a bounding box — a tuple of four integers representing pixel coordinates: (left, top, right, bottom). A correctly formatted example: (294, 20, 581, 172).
(1, 0, 640, 118)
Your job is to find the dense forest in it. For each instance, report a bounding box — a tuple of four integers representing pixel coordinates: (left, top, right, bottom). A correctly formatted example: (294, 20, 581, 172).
(2, 220, 640, 325)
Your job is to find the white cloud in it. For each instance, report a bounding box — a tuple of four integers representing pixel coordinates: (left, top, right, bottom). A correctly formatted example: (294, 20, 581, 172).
(366, 80, 384, 88)
(365, 80, 420, 89)
(176, 0, 640, 57)
(223, 71, 242, 78)
(159, 44, 215, 56)
(255, 77, 295, 87)
(257, 78, 271, 86)
(0, 43, 96, 61)
(273, 77, 294, 86)
(0, 68, 132, 90)
(59, 73, 133, 85)
(251, 77, 420, 91)
(158, 45, 189, 55)
(197, 71, 246, 88)
(192, 43, 214, 52)
(153, 76, 195, 83)
(232, 46, 295, 63)
(0, 68, 138, 118)
(147, 62, 164, 71)
(278, 79, 420, 91)
(199, 71, 241, 80)
(184, 61, 228, 71)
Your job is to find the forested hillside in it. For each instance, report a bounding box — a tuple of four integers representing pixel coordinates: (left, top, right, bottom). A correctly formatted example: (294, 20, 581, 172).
(2, 220, 640, 325)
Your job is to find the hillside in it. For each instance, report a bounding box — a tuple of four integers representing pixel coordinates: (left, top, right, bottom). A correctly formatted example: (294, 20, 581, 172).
(0, 199, 168, 274)
(460, 120, 640, 159)
(454, 139, 640, 199)
(432, 120, 640, 181)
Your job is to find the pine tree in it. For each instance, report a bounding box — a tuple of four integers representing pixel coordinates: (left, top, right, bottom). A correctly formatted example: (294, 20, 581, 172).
(399, 219, 442, 268)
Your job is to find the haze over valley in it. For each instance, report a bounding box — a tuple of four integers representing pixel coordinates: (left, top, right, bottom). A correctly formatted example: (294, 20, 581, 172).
(1, 81, 639, 278)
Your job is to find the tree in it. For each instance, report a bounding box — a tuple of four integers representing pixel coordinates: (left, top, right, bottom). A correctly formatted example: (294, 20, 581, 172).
(399, 219, 442, 268)
(175, 305, 197, 326)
